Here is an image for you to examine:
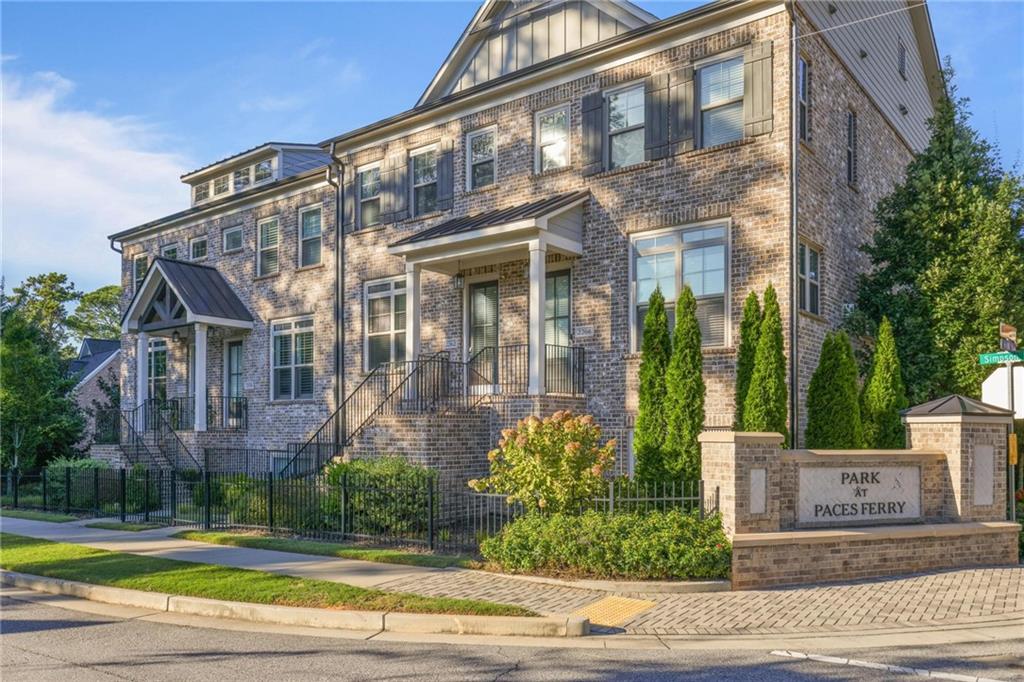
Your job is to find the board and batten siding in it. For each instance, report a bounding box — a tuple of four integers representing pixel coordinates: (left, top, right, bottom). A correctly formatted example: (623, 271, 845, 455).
(798, 0, 933, 152)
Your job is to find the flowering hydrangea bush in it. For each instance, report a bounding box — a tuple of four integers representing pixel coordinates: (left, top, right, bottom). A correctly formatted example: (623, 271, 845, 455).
(468, 411, 616, 513)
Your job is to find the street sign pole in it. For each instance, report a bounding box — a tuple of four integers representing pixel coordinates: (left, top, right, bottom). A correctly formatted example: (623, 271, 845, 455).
(1008, 359, 1016, 522)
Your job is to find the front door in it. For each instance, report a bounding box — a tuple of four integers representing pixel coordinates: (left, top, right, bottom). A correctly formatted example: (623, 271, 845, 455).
(468, 281, 499, 387)
(226, 341, 243, 428)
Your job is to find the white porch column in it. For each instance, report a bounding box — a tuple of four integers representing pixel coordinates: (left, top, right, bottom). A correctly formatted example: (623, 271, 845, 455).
(528, 239, 547, 396)
(194, 323, 208, 432)
(405, 263, 422, 362)
(135, 331, 149, 432)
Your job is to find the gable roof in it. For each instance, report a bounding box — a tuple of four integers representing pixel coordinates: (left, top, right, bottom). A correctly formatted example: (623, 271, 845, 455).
(180, 142, 326, 182)
(69, 347, 120, 388)
(418, 0, 658, 106)
(78, 338, 120, 359)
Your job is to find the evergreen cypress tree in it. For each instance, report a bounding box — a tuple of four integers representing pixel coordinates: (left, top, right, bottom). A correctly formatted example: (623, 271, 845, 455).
(861, 317, 908, 448)
(805, 331, 864, 449)
(634, 287, 671, 482)
(664, 285, 705, 481)
(742, 284, 789, 445)
(734, 291, 762, 429)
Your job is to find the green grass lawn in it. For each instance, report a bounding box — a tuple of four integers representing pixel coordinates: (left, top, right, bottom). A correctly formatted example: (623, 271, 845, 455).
(173, 530, 477, 569)
(85, 522, 165, 532)
(0, 509, 77, 523)
(0, 533, 530, 616)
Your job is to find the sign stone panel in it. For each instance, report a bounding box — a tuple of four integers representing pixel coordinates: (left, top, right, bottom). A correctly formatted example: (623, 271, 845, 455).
(798, 466, 921, 525)
(973, 444, 994, 506)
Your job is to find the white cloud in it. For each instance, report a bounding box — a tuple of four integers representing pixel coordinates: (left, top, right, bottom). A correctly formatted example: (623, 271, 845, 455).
(1, 70, 192, 292)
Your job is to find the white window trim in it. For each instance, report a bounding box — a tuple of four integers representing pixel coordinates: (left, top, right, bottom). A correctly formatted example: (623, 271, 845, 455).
(604, 80, 646, 170)
(257, 216, 281, 276)
(212, 174, 230, 197)
(222, 225, 244, 253)
(409, 144, 439, 217)
(193, 182, 210, 204)
(798, 241, 822, 316)
(534, 103, 571, 173)
(253, 157, 276, 185)
(160, 243, 180, 259)
(269, 314, 315, 402)
(192, 157, 278, 207)
(297, 204, 323, 268)
(188, 235, 208, 261)
(695, 49, 745, 149)
(363, 276, 407, 371)
(133, 254, 149, 290)
(357, 161, 382, 230)
(628, 218, 732, 352)
(465, 126, 497, 191)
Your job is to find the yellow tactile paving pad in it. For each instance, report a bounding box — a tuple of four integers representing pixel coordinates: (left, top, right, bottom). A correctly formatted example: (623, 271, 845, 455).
(571, 595, 656, 627)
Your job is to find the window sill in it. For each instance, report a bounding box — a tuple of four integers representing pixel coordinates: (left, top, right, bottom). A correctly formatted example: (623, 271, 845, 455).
(404, 210, 445, 223)
(268, 399, 318, 406)
(349, 223, 388, 236)
(296, 263, 325, 273)
(464, 183, 499, 196)
(254, 272, 281, 281)
(222, 248, 244, 255)
(592, 160, 654, 179)
(798, 139, 814, 154)
(847, 182, 860, 193)
(799, 309, 827, 324)
(623, 346, 735, 360)
(686, 137, 754, 158)
(533, 165, 573, 179)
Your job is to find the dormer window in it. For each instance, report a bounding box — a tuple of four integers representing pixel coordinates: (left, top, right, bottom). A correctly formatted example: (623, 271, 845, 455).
(194, 182, 210, 203)
(254, 159, 273, 183)
(234, 167, 251, 192)
(213, 175, 229, 196)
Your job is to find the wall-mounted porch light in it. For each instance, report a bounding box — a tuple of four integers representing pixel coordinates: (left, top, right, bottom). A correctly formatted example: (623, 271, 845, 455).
(453, 273, 464, 290)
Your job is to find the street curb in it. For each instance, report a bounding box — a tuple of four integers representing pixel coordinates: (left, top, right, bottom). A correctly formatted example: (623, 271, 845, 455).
(469, 569, 730, 593)
(0, 570, 589, 638)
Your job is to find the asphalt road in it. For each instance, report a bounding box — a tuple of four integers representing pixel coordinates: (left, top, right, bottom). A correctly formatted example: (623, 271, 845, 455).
(2, 594, 1022, 681)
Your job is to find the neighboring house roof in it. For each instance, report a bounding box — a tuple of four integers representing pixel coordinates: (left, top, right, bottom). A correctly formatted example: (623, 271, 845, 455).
(70, 348, 120, 389)
(79, 338, 120, 358)
(901, 394, 1014, 418)
(180, 142, 327, 181)
(390, 190, 590, 246)
(121, 258, 254, 332)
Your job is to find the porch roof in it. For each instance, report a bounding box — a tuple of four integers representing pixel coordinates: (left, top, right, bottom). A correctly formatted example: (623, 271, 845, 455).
(121, 258, 254, 333)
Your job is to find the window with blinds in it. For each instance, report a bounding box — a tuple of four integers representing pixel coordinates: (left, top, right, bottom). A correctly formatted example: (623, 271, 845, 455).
(634, 223, 728, 348)
(364, 278, 407, 370)
(272, 316, 314, 400)
(698, 56, 744, 148)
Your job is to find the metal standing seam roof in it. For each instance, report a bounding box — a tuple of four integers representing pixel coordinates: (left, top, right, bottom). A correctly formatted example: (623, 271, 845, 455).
(181, 142, 323, 179)
(900, 394, 1014, 417)
(68, 348, 119, 382)
(122, 258, 253, 326)
(389, 190, 590, 247)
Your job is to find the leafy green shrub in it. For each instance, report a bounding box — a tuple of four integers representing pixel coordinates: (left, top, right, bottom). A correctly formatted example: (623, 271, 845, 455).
(480, 509, 731, 580)
(46, 456, 109, 471)
(806, 331, 864, 449)
(469, 411, 615, 513)
(735, 291, 762, 429)
(634, 287, 671, 482)
(742, 283, 789, 445)
(322, 456, 436, 537)
(861, 317, 908, 448)
(664, 285, 705, 482)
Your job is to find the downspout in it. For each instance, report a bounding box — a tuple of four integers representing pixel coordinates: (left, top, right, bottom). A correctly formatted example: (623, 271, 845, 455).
(327, 142, 345, 430)
(109, 238, 123, 255)
(788, 1, 800, 447)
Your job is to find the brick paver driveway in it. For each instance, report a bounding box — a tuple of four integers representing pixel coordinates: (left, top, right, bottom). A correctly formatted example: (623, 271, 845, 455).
(379, 565, 1024, 635)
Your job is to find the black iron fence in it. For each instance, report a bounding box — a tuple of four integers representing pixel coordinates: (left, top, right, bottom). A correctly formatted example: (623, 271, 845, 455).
(2, 467, 716, 554)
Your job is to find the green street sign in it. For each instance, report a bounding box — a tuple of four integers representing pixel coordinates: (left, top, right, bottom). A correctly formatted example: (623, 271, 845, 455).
(979, 350, 1024, 365)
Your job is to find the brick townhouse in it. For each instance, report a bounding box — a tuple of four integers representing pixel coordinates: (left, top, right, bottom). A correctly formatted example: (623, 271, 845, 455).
(105, 0, 942, 478)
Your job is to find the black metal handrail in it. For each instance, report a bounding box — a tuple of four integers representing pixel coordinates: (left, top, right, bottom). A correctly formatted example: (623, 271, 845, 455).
(151, 407, 202, 471)
(93, 408, 121, 444)
(545, 343, 585, 395)
(118, 405, 166, 468)
(208, 396, 248, 431)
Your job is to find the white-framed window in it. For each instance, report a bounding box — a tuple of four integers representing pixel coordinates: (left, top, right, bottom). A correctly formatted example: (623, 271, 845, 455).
(846, 110, 858, 185)
(223, 225, 243, 253)
(271, 316, 314, 400)
(213, 175, 230, 196)
(357, 164, 381, 229)
(148, 339, 168, 402)
(233, 167, 251, 192)
(254, 159, 274, 183)
(606, 83, 645, 169)
(798, 242, 821, 316)
(466, 128, 495, 190)
(257, 217, 280, 276)
(798, 57, 811, 142)
(535, 104, 570, 172)
(364, 277, 407, 370)
(632, 222, 729, 349)
(189, 236, 208, 261)
(698, 55, 744, 148)
(160, 244, 179, 260)
(897, 38, 907, 80)
(299, 206, 322, 267)
(193, 182, 210, 203)
(133, 254, 149, 290)
(411, 147, 438, 216)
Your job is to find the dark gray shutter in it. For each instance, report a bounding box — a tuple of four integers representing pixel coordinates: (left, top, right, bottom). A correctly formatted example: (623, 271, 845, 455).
(342, 165, 356, 231)
(806, 65, 813, 142)
(391, 152, 409, 221)
(850, 113, 858, 184)
(378, 155, 395, 223)
(644, 73, 670, 161)
(669, 66, 694, 154)
(743, 40, 774, 137)
(580, 91, 605, 176)
(436, 139, 454, 211)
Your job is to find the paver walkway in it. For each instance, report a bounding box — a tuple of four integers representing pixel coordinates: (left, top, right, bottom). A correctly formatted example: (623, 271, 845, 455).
(3, 517, 1022, 636)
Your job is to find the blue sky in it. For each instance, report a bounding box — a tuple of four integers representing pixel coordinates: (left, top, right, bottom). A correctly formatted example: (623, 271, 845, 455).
(2, 1, 1022, 294)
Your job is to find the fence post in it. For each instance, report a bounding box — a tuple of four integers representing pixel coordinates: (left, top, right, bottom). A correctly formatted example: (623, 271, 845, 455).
(427, 478, 436, 552)
(64, 467, 71, 514)
(203, 469, 212, 530)
(144, 469, 151, 523)
(267, 472, 275, 531)
(698, 479, 705, 521)
(608, 479, 615, 514)
(340, 472, 349, 539)
(119, 468, 127, 522)
(12, 468, 19, 508)
(42, 469, 48, 510)
(93, 468, 100, 516)
(170, 469, 177, 525)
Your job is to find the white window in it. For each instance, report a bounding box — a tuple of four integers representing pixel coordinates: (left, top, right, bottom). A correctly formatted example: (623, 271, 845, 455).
(257, 217, 280, 276)
(161, 244, 179, 260)
(364, 278, 407, 370)
(233, 167, 251, 192)
(358, 164, 381, 229)
(606, 84, 645, 169)
(271, 316, 314, 400)
(223, 225, 243, 253)
(799, 242, 821, 316)
(133, 255, 148, 290)
(798, 57, 811, 142)
(213, 175, 229, 196)
(189, 236, 208, 261)
(193, 182, 210, 203)
(536, 105, 570, 172)
(633, 223, 728, 348)
(846, 111, 858, 185)
(466, 128, 495, 190)
(411, 148, 438, 216)
(254, 159, 274, 183)
(698, 56, 744, 148)
(299, 206, 322, 267)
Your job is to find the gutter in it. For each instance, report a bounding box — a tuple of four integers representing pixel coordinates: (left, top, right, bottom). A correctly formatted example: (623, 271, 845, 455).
(327, 142, 345, 429)
(788, 1, 800, 447)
